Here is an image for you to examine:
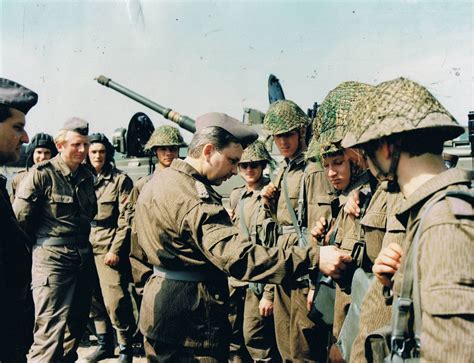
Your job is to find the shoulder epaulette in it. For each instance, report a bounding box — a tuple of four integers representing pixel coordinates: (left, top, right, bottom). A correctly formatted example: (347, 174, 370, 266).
(195, 180, 210, 199)
(34, 159, 53, 170)
(446, 193, 474, 219)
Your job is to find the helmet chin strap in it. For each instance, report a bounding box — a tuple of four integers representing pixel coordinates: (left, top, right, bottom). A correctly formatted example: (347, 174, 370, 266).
(368, 139, 402, 192)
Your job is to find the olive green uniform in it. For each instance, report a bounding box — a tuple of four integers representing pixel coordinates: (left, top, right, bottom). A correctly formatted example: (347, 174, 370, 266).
(391, 168, 473, 362)
(330, 172, 371, 339)
(129, 172, 154, 296)
(265, 154, 334, 362)
(349, 187, 405, 363)
(135, 158, 323, 362)
(89, 166, 137, 347)
(13, 155, 97, 362)
(228, 178, 280, 362)
(10, 168, 28, 201)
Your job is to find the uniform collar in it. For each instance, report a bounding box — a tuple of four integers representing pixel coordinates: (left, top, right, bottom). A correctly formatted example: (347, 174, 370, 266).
(396, 168, 471, 217)
(171, 158, 204, 181)
(283, 151, 306, 169)
(171, 158, 223, 199)
(242, 177, 269, 197)
(97, 166, 114, 182)
(52, 155, 91, 182)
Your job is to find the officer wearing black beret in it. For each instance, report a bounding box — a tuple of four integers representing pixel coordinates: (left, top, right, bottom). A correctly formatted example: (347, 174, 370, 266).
(0, 77, 38, 361)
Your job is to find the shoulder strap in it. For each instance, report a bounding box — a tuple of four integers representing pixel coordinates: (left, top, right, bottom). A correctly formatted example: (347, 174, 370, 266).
(282, 161, 308, 247)
(390, 189, 474, 359)
(238, 189, 250, 240)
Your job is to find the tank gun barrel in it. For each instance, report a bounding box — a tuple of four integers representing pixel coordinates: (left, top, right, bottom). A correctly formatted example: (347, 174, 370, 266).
(95, 75, 196, 133)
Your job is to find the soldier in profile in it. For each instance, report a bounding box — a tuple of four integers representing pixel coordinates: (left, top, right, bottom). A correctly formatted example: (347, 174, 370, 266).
(342, 77, 473, 362)
(84, 133, 136, 363)
(13, 118, 97, 362)
(0, 77, 37, 362)
(11, 132, 57, 199)
(135, 112, 351, 361)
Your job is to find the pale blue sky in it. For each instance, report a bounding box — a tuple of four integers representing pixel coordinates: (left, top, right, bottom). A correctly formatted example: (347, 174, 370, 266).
(1, 0, 472, 141)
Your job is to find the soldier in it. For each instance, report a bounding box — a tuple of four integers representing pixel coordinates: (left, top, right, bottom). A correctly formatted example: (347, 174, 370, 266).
(307, 81, 374, 362)
(227, 140, 280, 362)
(13, 118, 97, 362)
(0, 78, 37, 362)
(129, 125, 186, 296)
(84, 133, 137, 362)
(341, 77, 473, 361)
(11, 132, 57, 199)
(135, 112, 350, 361)
(260, 100, 335, 362)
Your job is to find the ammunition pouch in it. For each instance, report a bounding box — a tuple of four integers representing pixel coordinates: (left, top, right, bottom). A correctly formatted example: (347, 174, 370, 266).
(336, 268, 374, 361)
(307, 272, 335, 326)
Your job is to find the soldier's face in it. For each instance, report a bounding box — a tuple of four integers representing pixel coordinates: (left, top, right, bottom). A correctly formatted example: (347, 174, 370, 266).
(239, 161, 264, 186)
(33, 147, 52, 164)
(0, 108, 29, 164)
(156, 146, 179, 168)
(274, 130, 300, 159)
(205, 142, 243, 185)
(323, 154, 351, 191)
(88, 142, 106, 172)
(58, 131, 89, 170)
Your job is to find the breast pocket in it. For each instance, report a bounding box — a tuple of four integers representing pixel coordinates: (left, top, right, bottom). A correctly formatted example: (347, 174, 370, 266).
(97, 196, 117, 220)
(50, 193, 74, 218)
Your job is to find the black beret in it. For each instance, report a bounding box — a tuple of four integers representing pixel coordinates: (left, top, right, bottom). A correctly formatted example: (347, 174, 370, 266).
(0, 78, 38, 114)
(62, 117, 89, 135)
(196, 112, 258, 148)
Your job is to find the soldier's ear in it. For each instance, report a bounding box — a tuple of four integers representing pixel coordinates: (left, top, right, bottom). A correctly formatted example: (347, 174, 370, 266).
(202, 143, 215, 161)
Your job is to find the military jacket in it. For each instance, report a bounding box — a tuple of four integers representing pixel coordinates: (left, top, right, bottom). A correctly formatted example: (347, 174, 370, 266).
(10, 168, 28, 201)
(392, 168, 473, 361)
(333, 171, 370, 255)
(135, 158, 321, 347)
(90, 167, 133, 255)
(129, 171, 155, 295)
(228, 177, 269, 289)
(266, 152, 335, 250)
(13, 155, 97, 242)
(330, 171, 371, 337)
(349, 188, 405, 363)
(229, 177, 269, 244)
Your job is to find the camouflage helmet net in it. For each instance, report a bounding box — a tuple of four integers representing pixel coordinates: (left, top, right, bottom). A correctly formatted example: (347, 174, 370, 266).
(307, 81, 373, 160)
(341, 77, 464, 148)
(263, 100, 310, 135)
(239, 140, 275, 166)
(145, 125, 186, 150)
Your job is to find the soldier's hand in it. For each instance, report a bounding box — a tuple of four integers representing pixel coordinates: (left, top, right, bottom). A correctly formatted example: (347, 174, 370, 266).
(226, 208, 235, 220)
(306, 288, 315, 311)
(311, 217, 328, 242)
(373, 243, 403, 287)
(319, 246, 352, 279)
(344, 190, 360, 217)
(104, 252, 120, 267)
(259, 298, 274, 317)
(260, 182, 277, 205)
